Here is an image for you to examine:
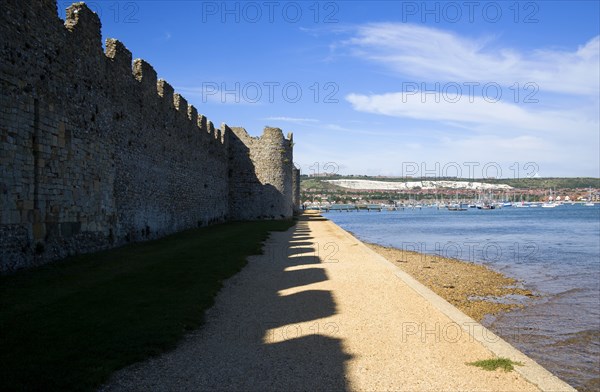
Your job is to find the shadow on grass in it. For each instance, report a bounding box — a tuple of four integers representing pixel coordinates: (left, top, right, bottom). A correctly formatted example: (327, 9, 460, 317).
(0, 219, 294, 391)
(101, 212, 352, 391)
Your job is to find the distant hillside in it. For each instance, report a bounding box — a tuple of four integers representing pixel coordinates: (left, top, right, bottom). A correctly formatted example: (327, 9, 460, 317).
(324, 179, 512, 191)
(301, 176, 599, 191)
(301, 178, 344, 191)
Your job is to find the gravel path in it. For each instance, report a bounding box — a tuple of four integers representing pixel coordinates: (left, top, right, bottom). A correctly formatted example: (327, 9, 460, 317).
(100, 213, 563, 391)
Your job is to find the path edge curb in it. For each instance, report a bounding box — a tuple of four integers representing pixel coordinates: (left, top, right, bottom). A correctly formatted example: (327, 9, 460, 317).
(323, 217, 577, 392)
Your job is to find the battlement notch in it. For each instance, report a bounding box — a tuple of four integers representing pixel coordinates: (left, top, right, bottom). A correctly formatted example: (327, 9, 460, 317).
(105, 39, 132, 74)
(173, 93, 188, 115)
(65, 3, 102, 52)
(220, 124, 231, 144)
(133, 59, 157, 94)
(188, 105, 198, 122)
(197, 115, 207, 132)
(208, 121, 215, 138)
(157, 79, 174, 108)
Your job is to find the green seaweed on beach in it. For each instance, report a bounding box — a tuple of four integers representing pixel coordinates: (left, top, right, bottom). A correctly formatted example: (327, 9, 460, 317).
(466, 357, 524, 372)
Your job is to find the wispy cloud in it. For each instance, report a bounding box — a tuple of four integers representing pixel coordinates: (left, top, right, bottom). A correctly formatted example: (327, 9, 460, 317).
(336, 22, 599, 176)
(341, 23, 599, 96)
(264, 116, 319, 124)
(345, 91, 598, 136)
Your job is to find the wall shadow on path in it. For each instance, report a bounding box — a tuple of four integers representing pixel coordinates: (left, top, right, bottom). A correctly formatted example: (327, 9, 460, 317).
(103, 213, 352, 391)
(239, 213, 352, 391)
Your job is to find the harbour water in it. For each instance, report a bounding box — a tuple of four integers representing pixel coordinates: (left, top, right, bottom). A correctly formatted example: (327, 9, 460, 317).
(322, 205, 600, 391)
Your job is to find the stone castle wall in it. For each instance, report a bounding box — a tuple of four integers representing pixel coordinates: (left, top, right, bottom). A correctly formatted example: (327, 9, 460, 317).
(292, 168, 301, 213)
(228, 127, 294, 220)
(0, 1, 298, 273)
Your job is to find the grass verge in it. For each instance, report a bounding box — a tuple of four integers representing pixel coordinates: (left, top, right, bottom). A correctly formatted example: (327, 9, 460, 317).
(0, 219, 295, 391)
(466, 357, 524, 372)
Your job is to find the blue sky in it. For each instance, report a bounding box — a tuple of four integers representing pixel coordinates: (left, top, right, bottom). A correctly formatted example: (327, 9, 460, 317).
(58, 1, 599, 178)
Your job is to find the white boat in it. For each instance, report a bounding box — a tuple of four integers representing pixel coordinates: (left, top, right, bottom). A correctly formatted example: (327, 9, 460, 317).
(542, 188, 559, 208)
(584, 188, 595, 206)
(447, 191, 467, 211)
(447, 204, 467, 211)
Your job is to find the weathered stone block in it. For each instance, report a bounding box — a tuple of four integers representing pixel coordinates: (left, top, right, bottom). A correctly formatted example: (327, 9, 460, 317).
(32, 222, 45, 240)
(105, 39, 132, 73)
(133, 59, 157, 91)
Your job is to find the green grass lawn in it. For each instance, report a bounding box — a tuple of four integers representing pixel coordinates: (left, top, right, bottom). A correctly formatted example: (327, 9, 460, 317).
(0, 219, 295, 391)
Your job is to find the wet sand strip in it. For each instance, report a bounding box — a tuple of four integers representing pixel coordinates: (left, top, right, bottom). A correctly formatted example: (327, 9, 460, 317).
(365, 243, 536, 322)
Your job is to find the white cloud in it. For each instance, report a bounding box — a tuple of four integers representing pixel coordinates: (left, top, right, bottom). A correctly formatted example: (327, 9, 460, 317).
(264, 116, 319, 124)
(298, 131, 599, 177)
(338, 22, 599, 176)
(163, 31, 172, 41)
(345, 91, 598, 136)
(343, 23, 599, 96)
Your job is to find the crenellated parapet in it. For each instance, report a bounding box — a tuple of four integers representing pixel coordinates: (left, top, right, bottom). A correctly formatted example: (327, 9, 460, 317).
(0, 0, 295, 273)
(64, 3, 228, 150)
(105, 39, 133, 73)
(65, 3, 102, 49)
(133, 59, 158, 92)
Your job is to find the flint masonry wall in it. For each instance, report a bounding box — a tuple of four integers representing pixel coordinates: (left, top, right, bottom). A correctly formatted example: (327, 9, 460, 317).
(0, 1, 297, 273)
(228, 127, 294, 220)
(292, 168, 301, 213)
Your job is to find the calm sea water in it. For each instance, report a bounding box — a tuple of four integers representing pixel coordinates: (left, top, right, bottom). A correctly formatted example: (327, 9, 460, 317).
(323, 205, 600, 391)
